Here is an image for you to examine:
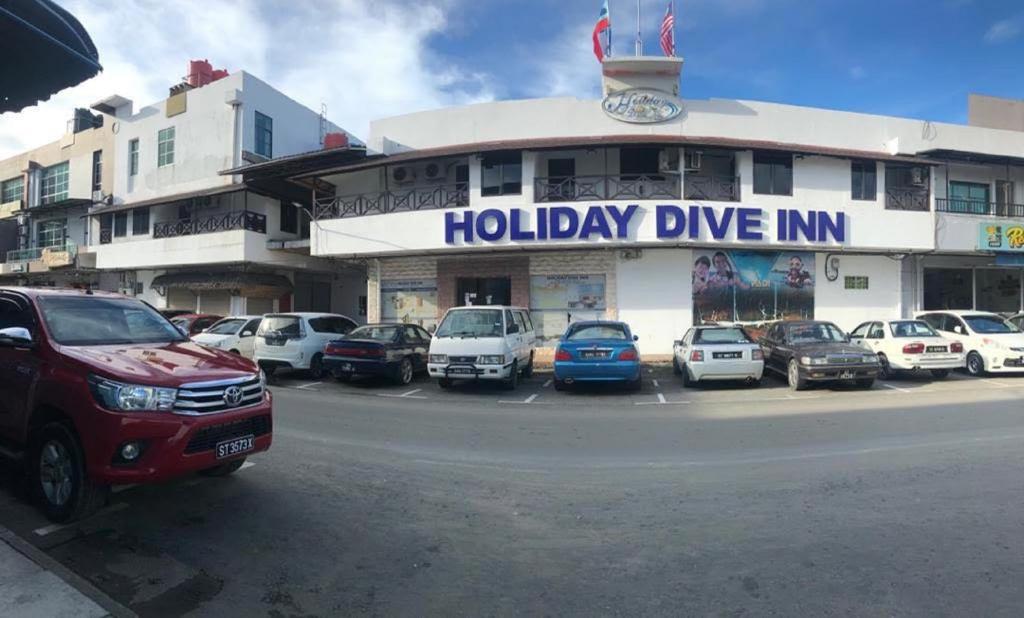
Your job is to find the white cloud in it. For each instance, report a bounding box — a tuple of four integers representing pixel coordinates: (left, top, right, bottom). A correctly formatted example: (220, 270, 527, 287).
(0, 0, 494, 158)
(527, 20, 604, 99)
(984, 18, 1022, 43)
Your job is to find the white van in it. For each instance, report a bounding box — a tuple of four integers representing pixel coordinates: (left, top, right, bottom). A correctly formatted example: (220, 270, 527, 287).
(427, 306, 536, 389)
(254, 313, 358, 379)
(917, 310, 1024, 375)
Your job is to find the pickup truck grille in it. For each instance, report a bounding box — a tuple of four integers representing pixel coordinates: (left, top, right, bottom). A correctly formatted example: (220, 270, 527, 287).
(175, 375, 264, 415)
(448, 355, 478, 364)
(184, 415, 272, 454)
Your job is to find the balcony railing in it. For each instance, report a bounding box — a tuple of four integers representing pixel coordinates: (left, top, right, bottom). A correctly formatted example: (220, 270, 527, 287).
(683, 174, 741, 202)
(147, 211, 267, 240)
(314, 183, 469, 219)
(936, 198, 1024, 218)
(885, 188, 930, 211)
(534, 175, 680, 203)
(6, 241, 78, 264)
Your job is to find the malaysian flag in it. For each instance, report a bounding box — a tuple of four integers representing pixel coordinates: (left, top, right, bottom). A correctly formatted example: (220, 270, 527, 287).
(659, 2, 675, 57)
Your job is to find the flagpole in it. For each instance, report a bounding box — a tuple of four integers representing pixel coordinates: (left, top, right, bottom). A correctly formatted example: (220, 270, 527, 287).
(607, 0, 612, 57)
(635, 0, 642, 56)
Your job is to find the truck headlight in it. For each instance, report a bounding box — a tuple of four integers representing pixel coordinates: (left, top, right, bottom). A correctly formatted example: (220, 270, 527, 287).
(89, 375, 177, 412)
(801, 356, 827, 366)
(429, 354, 448, 364)
(478, 355, 505, 365)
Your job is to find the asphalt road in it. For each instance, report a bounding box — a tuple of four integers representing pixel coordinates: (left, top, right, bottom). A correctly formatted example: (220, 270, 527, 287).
(4, 369, 1024, 616)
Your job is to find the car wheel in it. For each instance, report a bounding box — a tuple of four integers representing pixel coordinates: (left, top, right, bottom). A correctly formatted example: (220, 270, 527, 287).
(877, 354, 891, 380)
(931, 369, 950, 380)
(198, 457, 246, 477)
(396, 358, 414, 385)
(966, 352, 985, 376)
(438, 378, 453, 390)
(856, 378, 875, 389)
(523, 353, 534, 378)
(672, 356, 682, 375)
(553, 378, 567, 391)
(787, 359, 807, 391)
(503, 361, 519, 390)
(32, 422, 107, 523)
(681, 364, 694, 387)
(308, 354, 325, 380)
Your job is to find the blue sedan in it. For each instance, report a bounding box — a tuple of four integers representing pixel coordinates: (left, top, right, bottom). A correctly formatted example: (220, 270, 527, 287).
(553, 321, 641, 391)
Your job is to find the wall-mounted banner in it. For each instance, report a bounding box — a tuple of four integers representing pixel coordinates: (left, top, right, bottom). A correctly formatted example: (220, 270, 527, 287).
(380, 279, 439, 328)
(602, 88, 683, 124)
(444, 205, 846, 245)
(979, 222, 1024, 252)
(692, 250, 815, 324)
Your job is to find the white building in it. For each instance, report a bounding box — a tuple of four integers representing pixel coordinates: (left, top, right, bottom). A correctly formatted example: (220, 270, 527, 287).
(232, 57, 1024, 357)
(83, 62, 366, 317)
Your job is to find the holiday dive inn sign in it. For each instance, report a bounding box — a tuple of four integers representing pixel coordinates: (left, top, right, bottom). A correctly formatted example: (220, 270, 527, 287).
(602, 88, 683, 124)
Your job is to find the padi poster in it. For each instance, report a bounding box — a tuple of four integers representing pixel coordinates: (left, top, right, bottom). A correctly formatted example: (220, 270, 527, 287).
(381, 279, 439, 329)
(692, 250, 814, 324)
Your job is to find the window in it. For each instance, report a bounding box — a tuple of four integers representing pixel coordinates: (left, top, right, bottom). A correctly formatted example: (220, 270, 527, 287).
(280, 203, 298, 234)
(844, 276, 869, 290)
(851, 160, 876, 201)
(885, 165, 929, 211)
(949, 181, 990, 215)
(207, 318, 247, 335)
(436, 309, 503, 338)
(257, 315, 302, 338)
(40, 162, 69, 204)
(976, 268, 1021, 314)
(309, 316, 356, 334)
(1, 176, 23, 204)
(850, 323, 871, 339)
(752, 152, 792, 196)
(36, 219, 66, 248)
(512, 311, 527, 334)
(128, 139, 139, 176)
(92, 149, 102, 192)
(693, 327, 754, 344)
(132, 208, 150, 235)
(157, 127, 175, 167)
(255, 111, 273, 158)
(114, 211, 128, 237)
(923, 268, 973, 310)
(515, 310, 533, 333)
(402, 325, 425, 344)
(38, 296, 183, 346)
(889, 321, 938, 338)
(504, 310, 516, 334)
(867, 323, 885, 339)
(566, 323, 628, 340)
(242, 319, 262, 335)
(481, 152, 522, 196)
(0, 292, 35, 336)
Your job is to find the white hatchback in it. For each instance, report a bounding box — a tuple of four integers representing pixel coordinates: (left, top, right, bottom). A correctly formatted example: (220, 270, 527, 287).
(849, 319, 964, 379)
(917, 311, 1024, 376)
(254, 313, 358, 379)
(191, 315, 264, 359)
(427, 306, 536, 390)
(672, 325, 764, 387)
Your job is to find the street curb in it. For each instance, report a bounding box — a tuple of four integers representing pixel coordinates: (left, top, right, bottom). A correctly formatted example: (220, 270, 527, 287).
(0, 524, 136, 618)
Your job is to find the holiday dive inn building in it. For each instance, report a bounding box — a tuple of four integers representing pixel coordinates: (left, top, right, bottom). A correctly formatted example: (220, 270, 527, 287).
(229, 55, 1024, 356)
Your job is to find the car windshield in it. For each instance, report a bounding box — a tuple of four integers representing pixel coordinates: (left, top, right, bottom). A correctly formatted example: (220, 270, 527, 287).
(695, 327, 753, 344)
(889, 320, 938, 338)
(435, 309, 503, 338)
(206, 318, 246, 335)
(348, 326, 399, 341)
(171, 316, 193, 329)
(964, 315, 1019, 334)
(258, 316, 302, 338)
(566, 324, 628, 340)
(38, 296, 185, 346)
(787, 323, 846, 343)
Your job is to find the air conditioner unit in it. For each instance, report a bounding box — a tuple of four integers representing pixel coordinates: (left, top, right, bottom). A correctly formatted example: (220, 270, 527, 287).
(423, 162, 443, 181)
(682, 150, 701, 172)
(391, 166, 416, 184)
(911, 167, 926, 185)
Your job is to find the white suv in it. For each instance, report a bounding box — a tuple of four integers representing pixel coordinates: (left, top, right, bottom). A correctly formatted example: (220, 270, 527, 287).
(917, 310, 1024, 375)
(255, 312, 358, 379)
(427, 306, 536, 390)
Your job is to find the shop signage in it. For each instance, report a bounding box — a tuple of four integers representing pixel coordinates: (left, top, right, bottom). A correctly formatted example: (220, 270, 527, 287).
(444, 205, 846, 245)
(979, 222, 1024, 252)
(602, 88, 683, 124)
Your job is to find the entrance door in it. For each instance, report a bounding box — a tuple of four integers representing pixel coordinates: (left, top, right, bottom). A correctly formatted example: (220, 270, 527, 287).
(456, 277, 511, 306)
(996, 180, 1015, 216)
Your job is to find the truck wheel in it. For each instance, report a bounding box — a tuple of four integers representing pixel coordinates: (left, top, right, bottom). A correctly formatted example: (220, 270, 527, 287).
(502, 361, 519, 390)
(966, 352, 985, 376)
(32, 422, 107, 523)
(787, 359, 808, 391)
(308, 354, 325, 380)
(931, 369, 950, 380)
(199, 457, 246, 477)
(395, 358, 414, 385)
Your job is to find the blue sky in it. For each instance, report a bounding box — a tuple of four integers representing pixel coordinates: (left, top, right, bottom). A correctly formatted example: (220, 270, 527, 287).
(1, 0, 1023, 157)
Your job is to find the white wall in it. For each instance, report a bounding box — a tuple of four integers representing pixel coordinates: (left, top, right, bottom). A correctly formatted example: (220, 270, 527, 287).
(616, 248, 693, 355)
(814, 254, 902, 332)
(239, 73, 343, 158)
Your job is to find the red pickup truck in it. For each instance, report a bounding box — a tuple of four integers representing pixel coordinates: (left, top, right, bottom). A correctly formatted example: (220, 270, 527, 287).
(0, 287, 273, 522)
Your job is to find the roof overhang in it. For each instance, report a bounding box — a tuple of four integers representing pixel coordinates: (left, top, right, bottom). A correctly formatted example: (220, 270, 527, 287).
(14, 197, 94, 217)
(915, 148, 1024, 167)
(151, 271, 293, 298)
(219, 145, 370, 179)
(0, 0, 102, 112)
(89, 184, 247, 216)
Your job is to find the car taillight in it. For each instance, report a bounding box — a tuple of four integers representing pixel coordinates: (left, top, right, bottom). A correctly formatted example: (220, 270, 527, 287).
(950, 342, 963, 353)
(690, 350, 704, 362)
(903, 343, 925, 354)
(555, 348, 572, 361)
(618, 348, 638, 361)
(752, 349, 764, 361)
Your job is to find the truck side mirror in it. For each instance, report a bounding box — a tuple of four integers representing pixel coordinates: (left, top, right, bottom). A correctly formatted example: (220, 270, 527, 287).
(0, 327, 33, 347)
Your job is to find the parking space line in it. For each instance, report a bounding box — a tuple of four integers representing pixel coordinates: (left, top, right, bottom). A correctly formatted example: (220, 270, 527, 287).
(657, 392, 666, 403)
(881, 383, 910, 393)
(543, 379, 552, 388)
(499, 393, 540, 405)
(240, 461, 256, 471)
(377, 392, 428, 399)
(652, 379, 660, 388)
(525, 394, 538, 403)
(981, 378, 1012, 389)
(635, 398, 691, 406)
(296, 381, 323, 390)
(398, 388, 423, 397)
(34, 502, 129, 536)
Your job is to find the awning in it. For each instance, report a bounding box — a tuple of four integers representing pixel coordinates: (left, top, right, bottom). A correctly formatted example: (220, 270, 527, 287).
(151, 271, 293, 299)
(0, 0, 102, 112)
(12, 197, 93, 217)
